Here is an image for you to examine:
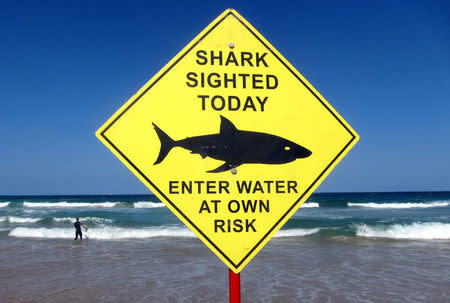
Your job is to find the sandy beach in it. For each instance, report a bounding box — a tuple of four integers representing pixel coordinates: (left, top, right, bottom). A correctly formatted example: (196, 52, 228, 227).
(1, 236, 449, 303)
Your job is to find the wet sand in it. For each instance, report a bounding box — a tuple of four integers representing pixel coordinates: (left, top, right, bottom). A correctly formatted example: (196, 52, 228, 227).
(0, 237, 449, 303)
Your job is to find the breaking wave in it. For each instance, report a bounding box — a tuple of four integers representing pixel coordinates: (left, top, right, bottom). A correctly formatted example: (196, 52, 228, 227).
(23, 202, 118, 208)
(9, 226, 195, 240)
(355, 222, 450, 240)
(0, 202, 10, 208)
(134, 202, 166, 208)
(52, 217, 113, 224)
(348, 201, 449, 209)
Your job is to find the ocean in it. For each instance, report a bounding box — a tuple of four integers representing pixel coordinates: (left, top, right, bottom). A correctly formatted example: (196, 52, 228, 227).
(1, 192, 449, 302)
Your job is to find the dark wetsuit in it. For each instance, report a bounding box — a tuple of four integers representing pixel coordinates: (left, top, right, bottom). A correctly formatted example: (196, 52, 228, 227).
(74, 221, 83, 240)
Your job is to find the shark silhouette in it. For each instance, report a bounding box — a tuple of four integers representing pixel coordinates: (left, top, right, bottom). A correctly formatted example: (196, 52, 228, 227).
(152, 116, 312, 173)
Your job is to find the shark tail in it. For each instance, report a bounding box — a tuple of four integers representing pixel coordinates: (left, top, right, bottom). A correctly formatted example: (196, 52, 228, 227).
(152, 123, 176, 165)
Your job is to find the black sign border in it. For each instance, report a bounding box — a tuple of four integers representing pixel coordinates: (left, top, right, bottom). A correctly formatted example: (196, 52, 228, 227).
(100, 10, 357, 270)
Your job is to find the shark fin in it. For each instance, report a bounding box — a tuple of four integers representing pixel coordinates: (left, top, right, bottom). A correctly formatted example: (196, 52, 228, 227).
(191, 151, 208, 159)
(207, 162, 241, 173)
(219, 115, 238, 135)
(153, 123, 176, 165)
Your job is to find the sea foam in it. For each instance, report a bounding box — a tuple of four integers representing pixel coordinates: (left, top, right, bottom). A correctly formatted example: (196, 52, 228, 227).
(348, 201, 449, 209)
(134, 202, 166, 208)
(0, 202, 10, 208)
(355, 222, 450, 240)
(9, 226, 195, 240)
(23, 202, 117, 208)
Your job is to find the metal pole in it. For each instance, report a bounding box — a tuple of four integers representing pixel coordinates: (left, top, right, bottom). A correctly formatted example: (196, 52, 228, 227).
(229, 268, 241, 303)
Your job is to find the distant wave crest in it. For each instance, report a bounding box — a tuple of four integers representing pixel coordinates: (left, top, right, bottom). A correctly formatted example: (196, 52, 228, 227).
(348, 201, 449, 209)
(355, 222, 450, 240)
(134, 202, 166, 208)
(0, 202, 10, 208)
(9, 226, 194, 240)
(274, 228, 320, 237)
(23, 202, 117, 208)
(301, 203, 319, 208)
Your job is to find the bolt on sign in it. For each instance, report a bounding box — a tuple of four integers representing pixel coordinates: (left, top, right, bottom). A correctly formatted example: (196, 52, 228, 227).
(96, 9, 359, 273)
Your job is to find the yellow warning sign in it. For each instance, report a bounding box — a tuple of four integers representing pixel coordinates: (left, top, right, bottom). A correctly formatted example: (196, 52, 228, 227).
(96, 9, 359, 273)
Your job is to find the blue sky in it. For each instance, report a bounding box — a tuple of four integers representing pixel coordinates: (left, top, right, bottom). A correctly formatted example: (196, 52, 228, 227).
(0, 1, 449, 195)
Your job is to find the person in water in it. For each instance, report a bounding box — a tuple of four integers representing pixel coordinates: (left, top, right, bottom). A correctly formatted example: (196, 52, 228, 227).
(74, 217, 84, 240)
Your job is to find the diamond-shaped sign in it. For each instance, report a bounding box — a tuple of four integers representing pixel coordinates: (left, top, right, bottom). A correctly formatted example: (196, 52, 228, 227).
(96, 9, 358, 273)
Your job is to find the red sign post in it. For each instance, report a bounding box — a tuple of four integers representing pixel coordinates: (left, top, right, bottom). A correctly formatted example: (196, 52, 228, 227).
(229, 269, 241, 303)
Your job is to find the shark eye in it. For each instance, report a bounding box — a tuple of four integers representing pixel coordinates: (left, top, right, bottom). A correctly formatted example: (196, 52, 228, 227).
(284, 146, 291, 151)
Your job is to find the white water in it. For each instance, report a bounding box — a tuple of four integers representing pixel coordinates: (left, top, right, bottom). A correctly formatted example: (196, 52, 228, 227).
(0, 202, 10, 208)
(134, 202, 166, 208)
(8, 216, 42, 223)
(348, 201, 449, 209)
(274, 228, 320, 237)
(23, 201, 117, 208)
(355, 222, 450, 240)
(9, 226, 195, 240)
(8, 225, 319, 240)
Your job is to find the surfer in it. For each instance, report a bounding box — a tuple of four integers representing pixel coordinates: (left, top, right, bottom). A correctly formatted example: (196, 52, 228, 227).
(73, 217, 84, 240)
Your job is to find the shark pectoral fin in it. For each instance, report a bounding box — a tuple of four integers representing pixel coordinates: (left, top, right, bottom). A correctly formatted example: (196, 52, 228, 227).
(190, 151, 207, 159)
(207, 162, 241, 173)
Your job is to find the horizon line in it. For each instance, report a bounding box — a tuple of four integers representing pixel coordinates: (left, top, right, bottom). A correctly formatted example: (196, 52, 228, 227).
(0, 190, 449, 197)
